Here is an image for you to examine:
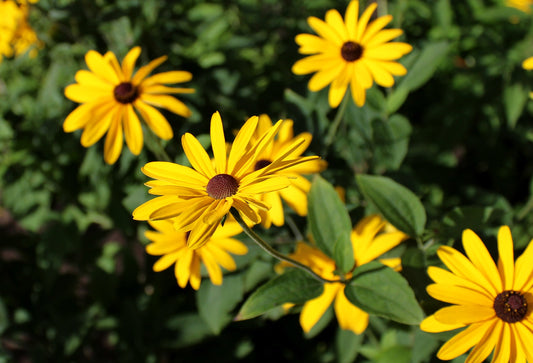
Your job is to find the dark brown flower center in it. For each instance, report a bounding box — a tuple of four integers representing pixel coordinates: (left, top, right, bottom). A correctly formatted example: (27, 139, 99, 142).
(254, 159, 272, 171)
(206, 174, 239, 199)
(341, 41, 363, 62)
(113, 82, 138, 104)
(493, 290, 528, 323)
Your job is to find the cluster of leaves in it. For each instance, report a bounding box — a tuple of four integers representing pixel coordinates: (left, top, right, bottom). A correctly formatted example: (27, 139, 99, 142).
(2, 0, 533, 362)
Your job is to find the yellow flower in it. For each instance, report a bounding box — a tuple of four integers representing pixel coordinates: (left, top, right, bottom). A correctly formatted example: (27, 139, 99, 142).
(0, 0, 41, 62)
(523, 56, 533, 99)
(133, 111, 320, 250)
(507, 0, 533, 12)
(145, 218, 247, 290)
(292, 0, 412, 108)
(420, 226, 533, 362)
(63, 46, 194, 164)
(247, 114, 327, 228)
(280, 215, 408, 334)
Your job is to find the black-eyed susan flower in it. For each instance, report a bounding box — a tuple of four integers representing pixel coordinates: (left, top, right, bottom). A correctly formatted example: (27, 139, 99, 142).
(133, 111, 320, 250)
(63, 46, 194, 164)
(292, 0, 412, 108)
(507, 0, 533, 13)
(420, 226, 533, 362)
(145, 218, 247, 290)
(247, 114, 327, 228)
(278, 215, 408, 334)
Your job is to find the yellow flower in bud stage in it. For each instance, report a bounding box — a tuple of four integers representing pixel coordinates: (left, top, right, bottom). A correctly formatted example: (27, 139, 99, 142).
(279, 215, 408, 334)
(247, 114, 327, 228)
(145, 218, 247, 290)
(507, 0, 533, 13)
(420, 226, 533, 363)
(133, 111, 320, 250)
(63, 46, 194, 164)
(292, 0, 412, 108)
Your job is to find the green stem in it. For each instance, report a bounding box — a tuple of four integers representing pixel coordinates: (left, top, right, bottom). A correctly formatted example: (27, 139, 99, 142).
(231, 209, 344, 284)
(145, 131, 172, 162)
(324, 93, 349, 149)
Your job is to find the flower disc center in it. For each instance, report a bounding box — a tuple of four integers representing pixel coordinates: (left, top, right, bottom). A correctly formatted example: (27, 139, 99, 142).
(341, 41, 363, 62)
(114, 82, 138, 104)
(254, 159, 272, 171)
(493, 290, 528, 323)
(206, 174, 239, 199)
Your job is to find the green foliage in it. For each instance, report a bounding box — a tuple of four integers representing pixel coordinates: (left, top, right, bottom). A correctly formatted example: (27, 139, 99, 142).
(356, 174, 427, 237)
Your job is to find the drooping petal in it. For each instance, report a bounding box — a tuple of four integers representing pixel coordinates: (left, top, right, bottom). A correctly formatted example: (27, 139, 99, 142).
(123, 104, 143, 155)
(175, 249, 194, 288)
(437, 321, 495, 361)
(80, 105, 117, 147)
(334, 288, 369, 334)
(141, 94, 192, 118)
(464, 319, 500, 363)
(491, 322, 511, 363)
(134, 100, 173, 140)
(200, 248, 223, 285)
(299, 283, 338, 333)
(103, 110, 124, 164)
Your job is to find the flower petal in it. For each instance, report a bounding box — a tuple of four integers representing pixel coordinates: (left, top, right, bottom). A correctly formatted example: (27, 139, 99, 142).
(123, 104, 143, 155)
(85, 50, 121, 84)
(497, 225, 515, 290)
(426, 284, 493, 307)
(420, 314, 465, 333)
(141, 94, 192, 118)
(132, 55, 167, 84)
(299, 283, 338, 333)
(334, 287, 369, 334)
(210, 111, 227, 173)
(433, 305, 495, 325)
(121, 46, 141, 80)
(103, 111, 124, 164)
(437, 321, 494, 361)
(182, 133, 216, 179)
(141, 70, 193, 86)
(134, 100, 173, 140)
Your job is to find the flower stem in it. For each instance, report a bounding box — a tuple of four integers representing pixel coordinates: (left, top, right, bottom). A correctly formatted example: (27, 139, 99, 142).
(145, 131, 172, 162)
(324, 93, 349, 150)
(231, 209, 345, 284)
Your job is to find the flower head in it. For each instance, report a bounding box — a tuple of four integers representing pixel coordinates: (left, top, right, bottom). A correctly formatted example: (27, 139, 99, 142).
(145, 218, 247, 290)
(133, 111, 320, 250)
(280, 215, 408, 334)
(523, 56, 533, 99)
(0, 0, 41, 62)
(420, 226, 533, 362)
(63, 46, 194, 164)
(248, 115, 327, 228)
(292, 0, 412, 108)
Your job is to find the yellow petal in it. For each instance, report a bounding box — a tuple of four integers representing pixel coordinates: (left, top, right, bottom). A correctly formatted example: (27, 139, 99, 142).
(121, 46, 141, 80)
(240, 176, 290, 195)
(201, 248, 223, 285)
(427, 266, 493, 298)
(104, 51, 123, 81)
(420, 314, 465, 333)
(464, 319, 501, 363)
(64, 84, 111, 103)
(363, 60, 395, 87)
(491, 322, 511, 363)
(85, 50, 120, 84)
(308, 61, 345, 91)
(141, 161, 208, 186)
(80, 105, 117, 147)
(355, 2, 377, 41)
(103, 112, 124, 164)
(149, 200, 192, 221)
(173, 198, 214, 230)
(133, 195, 180, 220)
(187, 219, 220, 250)
(227, 115, 258, 174)
(364, 28, 404, 48)
(189, 256, 202, 290)
(433, 305, 495, 325)
(211, 238, 248, 255)
(203, 199, 233, 225)
(295, 33, 336, 55)
(232, 197, 262, 225)
(205, 243, 237, 271)
(142, 85, 195, 94)
(437, 245, 496, 297)
(426, 284, 493, 306)
(75, 69, 113, 88)
(299, 283, 338, 333)
(262, 191, 284, 227)
(462, 229, 502, 295)
(307, 16, 343, 46)
(181, 133, 216, 179)
(141, 70, 193, 86)
(344, 0, 359, 39)
(514, 323, 533, 363)
(123, 104, 143, 155)
(279, 180, 309, 217)
(63, 103, 98, 132)
(140, 94, 191, 118)
(175, 248, 194, 288)
(328, 72, 349, 108)
(334, 287, 369, 334)
(437, 321, 494, 360)
(356, 231, 407, 266)
(350, 77, 366, 107)
(360, 15, 392, 45)
(134, 100, 173, 140)
(210, 111, 227, 173)
(132, 55, 167, 84)
(497, 225, 515, 290)
(364, 43, 413, 61)
(292, 54, 340, 75)
(513, 238, 533, 291)
(325, 9, 348, 40)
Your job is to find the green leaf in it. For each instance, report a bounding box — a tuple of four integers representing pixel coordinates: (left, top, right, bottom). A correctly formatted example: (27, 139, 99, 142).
(356, 174, 426, 237)
(197, 275, 244, 334)
(344, 262, 424, 325)
(236, 269, 323, 320)
(504, 83, 528, 129)
(333, 230, 354, 274)
(336, 329, 363, 363)
(308, 175, 353, 262)
(387, 42, 450, 113)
